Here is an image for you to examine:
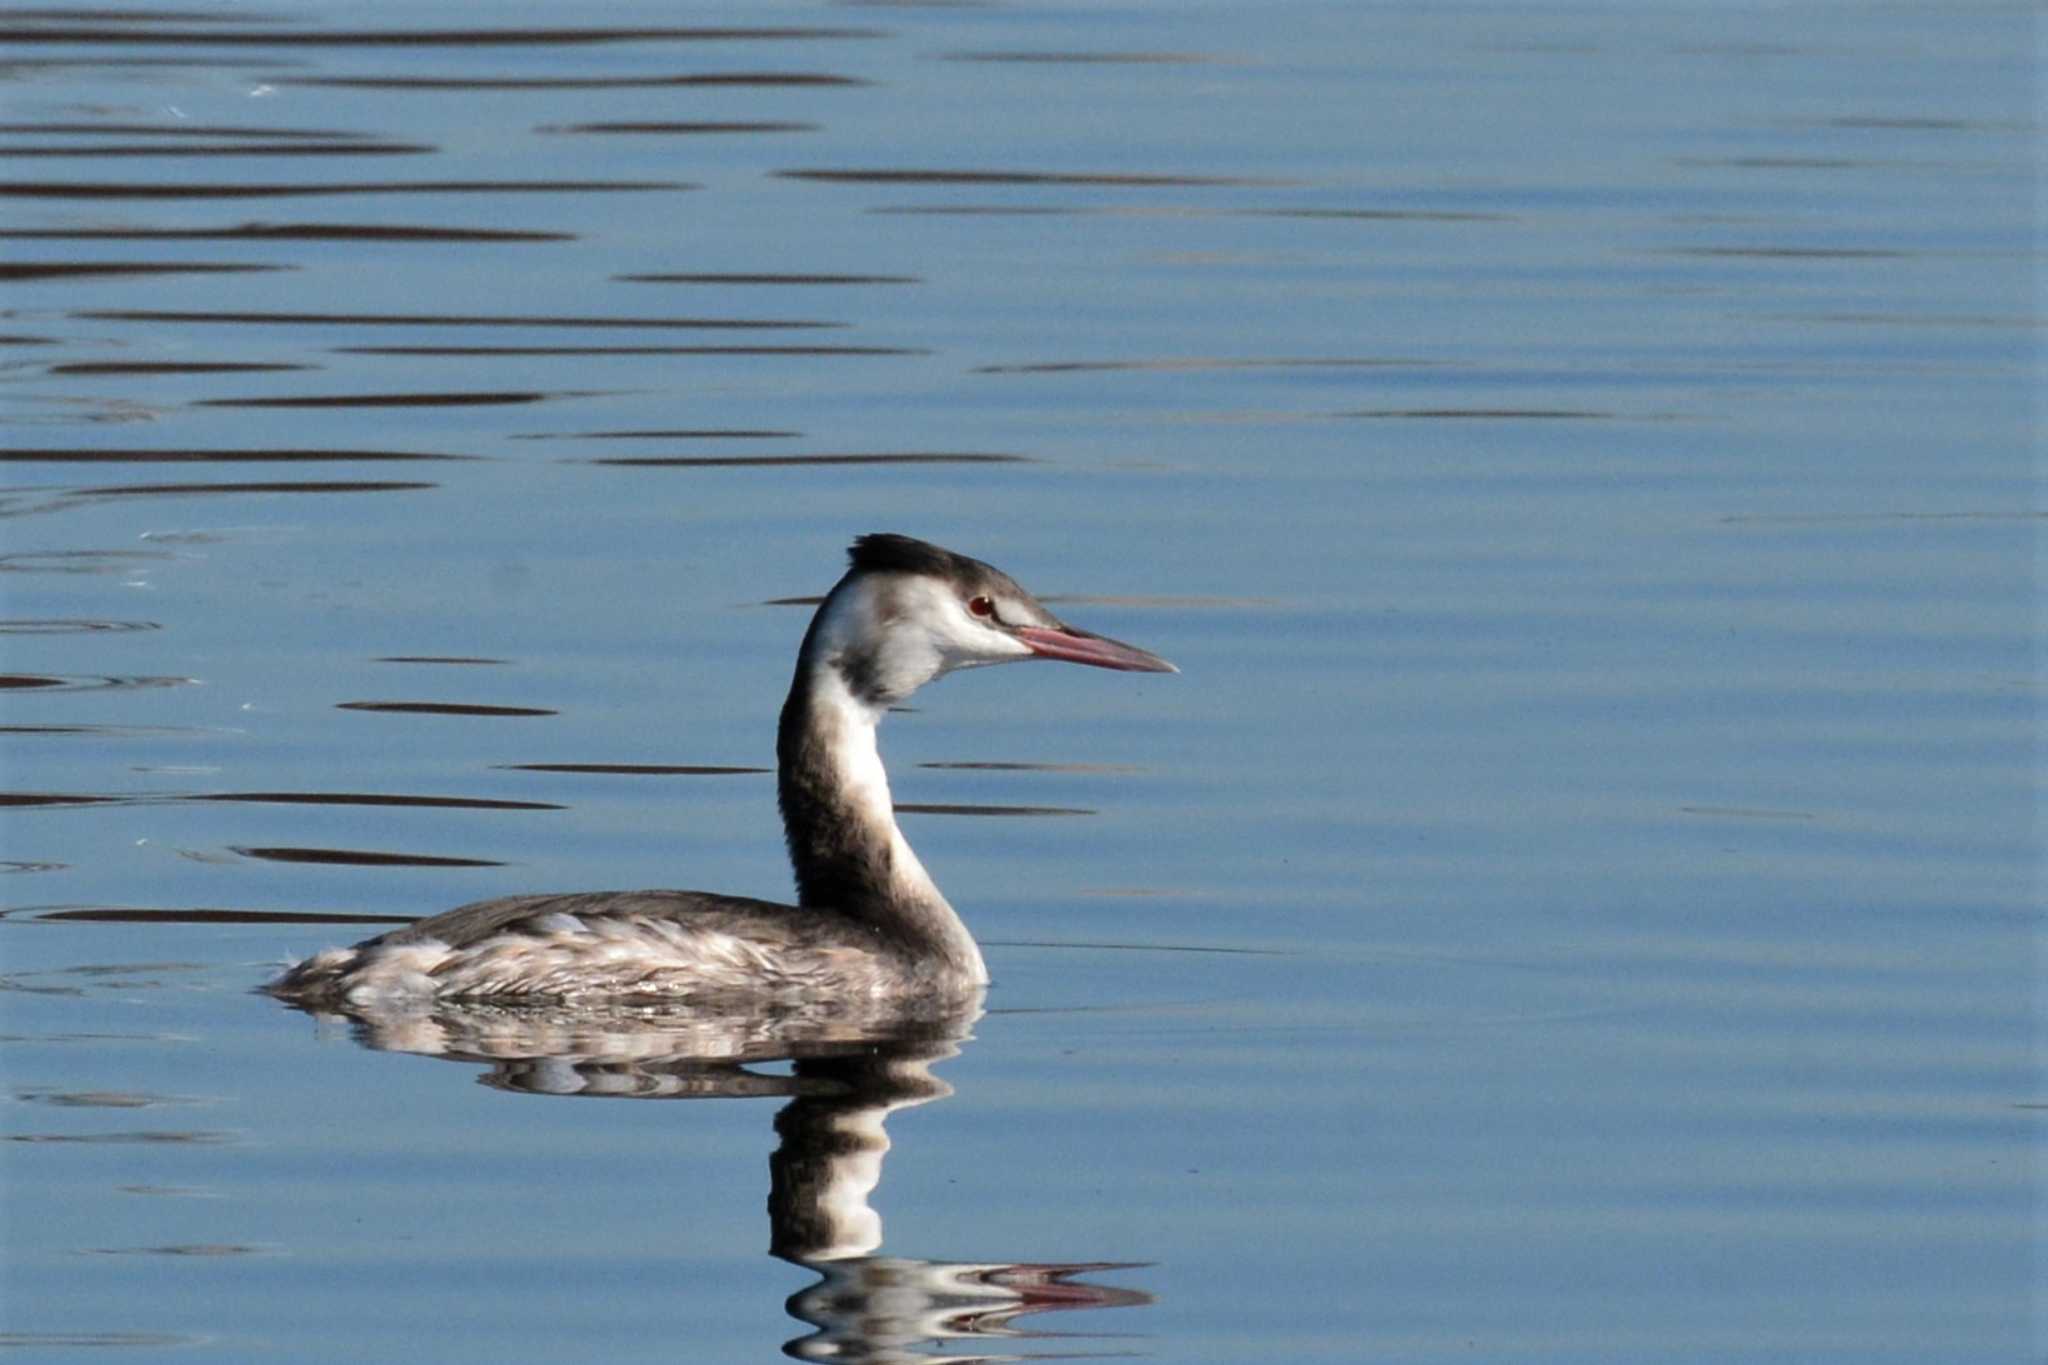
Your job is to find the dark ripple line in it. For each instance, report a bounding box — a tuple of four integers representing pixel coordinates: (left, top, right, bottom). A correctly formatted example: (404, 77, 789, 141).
(1828, 116, 2033, 133)
(510, 429, 799, 441)
(896, 803, 1094, 817)
(2, 179, 691, 200)
(1663, 245, 1910, 259)
(19, 1089, 181, 1107)
(47, 362, 311, 376)
(3, 790, 561, 812)
(1236, 207, 1513, 222)
(0, 725, 201, 737)
(0, 548, 174, 574)
(1341, 408, 1616, 420)
(4, 1131, 232, 1146)
(333, 344, 917, 357)
(779, 167, 1286, 187)
(0, 25, 884, 46)
(588, 452, 1032, 468)
(74, 480, 438, 497)
(869, 206, 1083, 217)
(375, 655, 508, 665)
(1, 222, 574, 242)
(27, 907, 413, 926)
(541, 121, 819, 135)
(918, 761, 1141, 773)
(285, 71, 869, 91)
(82, 1243, 267, 1257)
(1, 261, 284, 281)
(3, 447, 463, 462)
(6, 57, 289, 72)
(498, 762, 768, 775)
(977, 356, 1431, 374)
(196, 791, 562, 811)
(195, 390, 592, 409)
(941, 50, 1215, 65)
(337, 700, 556, 717)
(0, 140, 432, 157)
(232, 846, 503, 868)
(1, 792, 127, 806)
(79, 309, 835, 330)
(617, 272, 919, 285)
(0, 673, 190, 693)
(0, 619, 159, 634)
(0, 122, 386, 138)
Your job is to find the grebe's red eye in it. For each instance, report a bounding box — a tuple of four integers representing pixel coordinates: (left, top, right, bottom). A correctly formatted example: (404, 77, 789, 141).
(968, 595, 995, 618)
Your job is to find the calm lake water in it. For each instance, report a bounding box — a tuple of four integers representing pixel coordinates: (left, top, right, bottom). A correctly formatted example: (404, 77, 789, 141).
(2, 2, 2037, 1360)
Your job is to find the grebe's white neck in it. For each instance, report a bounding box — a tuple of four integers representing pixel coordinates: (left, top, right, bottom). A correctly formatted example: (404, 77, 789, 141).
(776, 653, 985, 985)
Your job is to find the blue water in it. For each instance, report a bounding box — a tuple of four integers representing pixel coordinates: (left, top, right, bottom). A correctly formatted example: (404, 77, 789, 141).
(2, 3, 2037, 1360)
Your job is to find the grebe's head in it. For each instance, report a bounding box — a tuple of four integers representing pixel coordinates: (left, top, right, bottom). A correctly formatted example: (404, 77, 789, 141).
(801, 533, 1177, 708)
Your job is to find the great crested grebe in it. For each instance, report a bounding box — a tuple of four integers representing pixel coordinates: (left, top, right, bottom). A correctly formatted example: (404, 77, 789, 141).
(269, 534, 1175, 1009)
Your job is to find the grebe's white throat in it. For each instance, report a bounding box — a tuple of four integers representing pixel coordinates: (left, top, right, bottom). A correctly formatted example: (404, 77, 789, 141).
(268, 534, 1175, 1010)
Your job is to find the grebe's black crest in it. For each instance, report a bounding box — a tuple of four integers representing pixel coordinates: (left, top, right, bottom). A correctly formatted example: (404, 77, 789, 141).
(847, 533, 1017, 594)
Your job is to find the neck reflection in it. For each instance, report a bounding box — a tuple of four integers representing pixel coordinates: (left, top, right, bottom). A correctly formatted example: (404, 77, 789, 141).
(287, 993, 1153, 1359)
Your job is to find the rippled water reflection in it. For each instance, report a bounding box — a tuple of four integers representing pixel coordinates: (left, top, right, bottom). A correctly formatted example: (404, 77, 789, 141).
(2, 2, 2036, 1362)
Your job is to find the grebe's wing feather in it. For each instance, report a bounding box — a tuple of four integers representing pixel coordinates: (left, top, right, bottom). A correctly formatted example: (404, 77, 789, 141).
(376, 889, 823, 951)
(270, 890, 903, 1005)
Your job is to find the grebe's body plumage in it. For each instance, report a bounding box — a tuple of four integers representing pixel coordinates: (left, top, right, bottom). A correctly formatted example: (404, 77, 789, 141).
(268, 535, 1173, 1010)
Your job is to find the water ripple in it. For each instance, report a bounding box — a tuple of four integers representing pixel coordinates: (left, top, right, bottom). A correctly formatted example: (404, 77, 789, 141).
(337, 700, 556, 717)
(896, 803, 1095, 818)
(616, 272, 919, 285)
(78, 308, 837, 330)
(0, 23, 883, 47)
(976, 355, 1432, 375)
(541, 121, 819, 136)
(20, 906, 412, 927)
(289, 71, 869, 91)
(3, 446, 467, 463)
(338, 344, 918, 357)
(5, 1131, 232, 1145)
(0, 673, 193, 693)
(588, 452, 1031, 468)
(779, 167, 1289, 187)
(231, 846, 503, 868)
(0, 550, 180, 574)
(1, 221, 574, 243)
(194, 791, 562, 811)
(0, 618, 159, 634)
(374, 655, 508, 665)
(46, 361, 311, 377)
(918, 761, 1143, 774)
(1, 261, 286, 282)
(2, 178, 693, 200)
(71, 479, 439, 500)
(81, 1243, 268, 1257)
(498, 763, 767, 775)
(511, 429, 799, 441)
(1, 140, 432, 159)
(195, 390, 600, 409)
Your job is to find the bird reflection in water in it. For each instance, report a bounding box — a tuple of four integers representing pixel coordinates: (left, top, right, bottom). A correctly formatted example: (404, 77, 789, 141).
(282, 991, 1153, 1361)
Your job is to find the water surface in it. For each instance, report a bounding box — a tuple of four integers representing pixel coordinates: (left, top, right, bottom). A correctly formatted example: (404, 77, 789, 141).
(1, 3, 2036, 1361)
